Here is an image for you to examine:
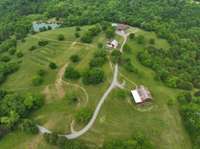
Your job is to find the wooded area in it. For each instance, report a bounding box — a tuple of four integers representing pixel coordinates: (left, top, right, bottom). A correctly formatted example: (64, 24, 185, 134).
(0, 0, 200, 148)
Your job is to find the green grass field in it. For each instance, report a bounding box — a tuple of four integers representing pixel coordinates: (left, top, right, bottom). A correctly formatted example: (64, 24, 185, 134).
(0, 26, 192, 149)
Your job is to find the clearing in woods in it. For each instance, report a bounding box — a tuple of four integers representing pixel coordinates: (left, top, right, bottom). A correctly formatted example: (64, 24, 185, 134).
(0, 25, 192, 149)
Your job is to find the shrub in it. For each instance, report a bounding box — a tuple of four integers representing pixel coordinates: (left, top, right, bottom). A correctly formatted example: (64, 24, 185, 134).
(0, 126, 9, 139)
(64, 66, 80, 80)
(176, 80, 193, 90)
(136, 35, 145, 44)
(44, 133, 58, 145)
(100, 21, 110, 31)
(75, 32, 80, 38)
(82, 68, 104, 85)
(81, 32, 92, 43)
(19, 119, 38, 134)
(149, 38, 155, 44)
(0, 56, 10, 62)
(177, 92, 192, 104)
(38, 40, 48, 46)
(97, 42, 103, 48)
(75, 108, 92, 124)
(37, 69, 46, 76)
(105, 26, 115, 38)
(193, 79, 200, 89)
(8, 48, 16, 55)
(76, 26, 81, 31)
(194, 91, 200, 97)
(123, 44, 131, 53)
(111, 50, 122, 63)
(70, 55, 81, 63)
(49, 62, 57, 69)
(167, 99, 175, 106)
(122, 57, 138, 73)
(32, 76, 43, 86)
(65, 92, 78, 105)
(16, 51, 24, 58)
(129, 33, 135, 39)
(57, 34, 65, 41)
(89, 57, 106, 68)
(29, 45, 37, 51)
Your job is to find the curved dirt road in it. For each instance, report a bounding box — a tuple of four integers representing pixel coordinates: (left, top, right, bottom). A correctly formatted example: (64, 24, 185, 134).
(38, 26, 134, 139)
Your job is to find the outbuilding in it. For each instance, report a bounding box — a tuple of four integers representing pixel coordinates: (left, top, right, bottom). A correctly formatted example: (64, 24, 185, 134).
(131, 85, 152, 104)
(107, 39, 119, 49)
(117, 24, 129, 32)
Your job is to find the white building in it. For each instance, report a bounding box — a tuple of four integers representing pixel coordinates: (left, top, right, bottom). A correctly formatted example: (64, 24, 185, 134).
(131, 85, 152, 104)
(107, 40, 119, 49)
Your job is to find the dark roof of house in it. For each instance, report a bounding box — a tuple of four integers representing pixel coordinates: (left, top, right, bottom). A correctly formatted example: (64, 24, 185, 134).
(137, 85, 152, 101)
(117, 24, 129, 30)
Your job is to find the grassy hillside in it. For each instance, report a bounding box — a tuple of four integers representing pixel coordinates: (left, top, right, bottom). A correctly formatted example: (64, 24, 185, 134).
(0, 26, 192, 149)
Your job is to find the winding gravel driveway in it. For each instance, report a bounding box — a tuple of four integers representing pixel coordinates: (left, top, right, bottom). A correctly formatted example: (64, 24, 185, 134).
(38, 25, 134, 139)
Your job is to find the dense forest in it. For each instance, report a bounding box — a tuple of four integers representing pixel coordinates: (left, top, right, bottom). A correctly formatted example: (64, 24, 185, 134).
(0, 0, 200, 148)
(0, 0, 200, 90)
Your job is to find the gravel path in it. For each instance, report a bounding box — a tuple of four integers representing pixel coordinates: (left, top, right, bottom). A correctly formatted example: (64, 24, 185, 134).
(37, 25, 135, 139)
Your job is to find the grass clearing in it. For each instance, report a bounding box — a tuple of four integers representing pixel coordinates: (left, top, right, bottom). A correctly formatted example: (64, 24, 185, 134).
(0, 26, 192, 149)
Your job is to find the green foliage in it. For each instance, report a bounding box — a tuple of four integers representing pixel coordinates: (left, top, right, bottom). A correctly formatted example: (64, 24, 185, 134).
(194, 91, 200, 97)
(179, 102, 200, 148)
(89, 50, 107, 68)
(100, 21, 110, 31)
(123, 44, 131, 53)
(44, 133, 88, 148)
(0, 55, 10, 62)
(32, 76, 43, 86)
(37, 69, 46, 77)
(82, 68, 104, 85)
(97, 42, 103, 49)
(129, 33, 135, 39)
(0, 39, 17, 53)
(57, 34, 65, 41)
(102, 134, 154, 149)
(81, 25, 101, 43)
(65, 91, 78, 105)
(76, 26, 81, 31)
(149, 38, 155, 44)
(75, 32, 80, 38)
(0, 62, 19, 85)
(38, 40, 48, 46)
(44, 133, 58, 145)
(64, 66, 80, 80)
(105, 26, 115, 39)
(19, 119, 38, 134)
(176, 80, 193, 91)
(49, 62, 57, 69)
(89, 57, 106, 68)
(70, 54, 81, 63)
(111, 50, 122, 64)
(16, 51, 24, 58)
(29, 46, 37, 51)
(8, 48, 16, 55)
(122, 56, 138, 73)
(75, 108, 92, 124)
(81, 32, 93, 43)
(136, 35, 145, 44)
(0, 92, 43, 131)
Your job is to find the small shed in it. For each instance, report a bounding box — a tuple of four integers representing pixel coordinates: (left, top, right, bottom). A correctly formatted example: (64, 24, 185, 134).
(107, 40, 119, 49)
(117, 24, 129, 31)
(131, 85, 152, 104)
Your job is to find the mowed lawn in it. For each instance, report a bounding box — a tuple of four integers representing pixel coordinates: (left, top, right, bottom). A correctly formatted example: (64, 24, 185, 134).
(0, 25, 120, 148)
(0, 26, 192, 149)
(78, 28, 192, 149)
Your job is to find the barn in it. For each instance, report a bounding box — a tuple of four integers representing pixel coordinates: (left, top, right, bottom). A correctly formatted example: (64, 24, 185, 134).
(131, 85, 152, 104)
